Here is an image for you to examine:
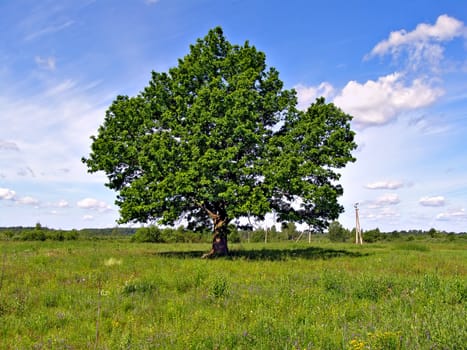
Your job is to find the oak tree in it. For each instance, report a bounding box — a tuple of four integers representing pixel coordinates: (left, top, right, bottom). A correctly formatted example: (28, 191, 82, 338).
(83, 27, 357, 256)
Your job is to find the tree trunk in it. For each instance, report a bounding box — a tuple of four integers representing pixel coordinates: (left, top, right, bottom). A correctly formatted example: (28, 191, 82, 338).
(201, 205, 229, 258)
(211, 231, 229, 256)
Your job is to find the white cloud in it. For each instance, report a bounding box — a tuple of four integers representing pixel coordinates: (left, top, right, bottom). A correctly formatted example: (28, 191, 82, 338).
(83, 214, 94, 221)
(436, 208, 466, 221)
(367, 15, 467, 75)
(0, 188, 16, 200)
(35, 56, 56, 70)
(339, 15, 466, 130)
(419, 196, 445, 207)
(369, 15, 465, 58)
(333, 73, 443, 127)
(145, 0, 160, 4)
(16, 196, 39, 205)
(376, 193, 400, 205)
(366, 180, 404, 190)
(295, 82, 334, 111)
(77, 198, 112, 212)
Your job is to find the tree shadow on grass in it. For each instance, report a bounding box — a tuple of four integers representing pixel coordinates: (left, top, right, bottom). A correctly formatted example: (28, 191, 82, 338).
(156, 246, 368, 261)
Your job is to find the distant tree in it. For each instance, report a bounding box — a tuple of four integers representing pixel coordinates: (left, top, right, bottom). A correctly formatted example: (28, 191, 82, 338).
(428, 228, 439, 238)
(282, 222, 298, 240)
(328, 221, 347, 242)
(83, 27, 357, 257)
(363, 228, 381, 243)
(131, 225, 164, 243)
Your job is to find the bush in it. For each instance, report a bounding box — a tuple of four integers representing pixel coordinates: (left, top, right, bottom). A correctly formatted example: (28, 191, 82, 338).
(131, 226, 164, 243)
(363, 228, 382, 243)
(328, 221, 348, 242)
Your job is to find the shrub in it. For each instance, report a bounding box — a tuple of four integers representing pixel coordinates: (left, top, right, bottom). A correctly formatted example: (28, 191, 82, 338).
(130, 226, 164, 243)
(328, 221, 348, 242)
(363, 228, 382, 243)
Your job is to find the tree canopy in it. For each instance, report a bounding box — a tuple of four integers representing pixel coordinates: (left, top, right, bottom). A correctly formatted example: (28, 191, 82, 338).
(83, 27, 357, 245)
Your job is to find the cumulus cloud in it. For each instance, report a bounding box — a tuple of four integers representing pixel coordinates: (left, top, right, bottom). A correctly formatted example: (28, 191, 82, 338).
(368, 14, 465, 61)
(436, 208, 466, 221)
(366, 180, 404, 190)
(419, 196, 445, 207)
(339, 15, 466, 128)
(0, 188, 16, 200)
(77, 198, 112, 212)
(333, 73, 443, 127)
(295, 82, 335, 111)
(367, 15, 467, 75)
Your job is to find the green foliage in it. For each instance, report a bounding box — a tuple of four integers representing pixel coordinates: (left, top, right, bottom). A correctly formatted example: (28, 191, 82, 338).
(227, 225, 241, 243)
(209, 275, 229, 299)
(363, 227, 382, 243)
(130, 225, 164, 243)
(83, 26, 357, 233)
(328, 220, 349, 242)
(0, 226, 78, 241)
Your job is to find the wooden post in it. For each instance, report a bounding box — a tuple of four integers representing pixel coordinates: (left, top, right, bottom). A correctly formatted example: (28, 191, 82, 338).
(354, 203, 363, 244)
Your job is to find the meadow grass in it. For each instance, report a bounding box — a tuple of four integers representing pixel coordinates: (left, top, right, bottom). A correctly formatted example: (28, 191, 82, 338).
(0, 240, 465, 349)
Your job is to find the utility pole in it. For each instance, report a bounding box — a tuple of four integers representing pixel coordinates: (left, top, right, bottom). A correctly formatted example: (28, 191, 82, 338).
(354, 203, 363, 244)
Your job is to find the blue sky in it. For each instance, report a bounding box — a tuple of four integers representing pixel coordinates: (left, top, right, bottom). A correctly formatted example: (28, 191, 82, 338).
(1, 0, 466, 232)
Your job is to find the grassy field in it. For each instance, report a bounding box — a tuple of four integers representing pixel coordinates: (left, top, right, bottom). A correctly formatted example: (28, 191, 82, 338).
(0, 239, 465, 349)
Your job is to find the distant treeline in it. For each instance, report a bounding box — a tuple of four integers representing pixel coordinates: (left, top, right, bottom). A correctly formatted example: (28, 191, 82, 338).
(0, 222, 465, 242)
(327, 221, 467, 243)
(0, 223, 137, 241)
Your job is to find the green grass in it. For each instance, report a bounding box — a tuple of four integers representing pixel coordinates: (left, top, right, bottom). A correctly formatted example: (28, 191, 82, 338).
(0, 240, 465, 349)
